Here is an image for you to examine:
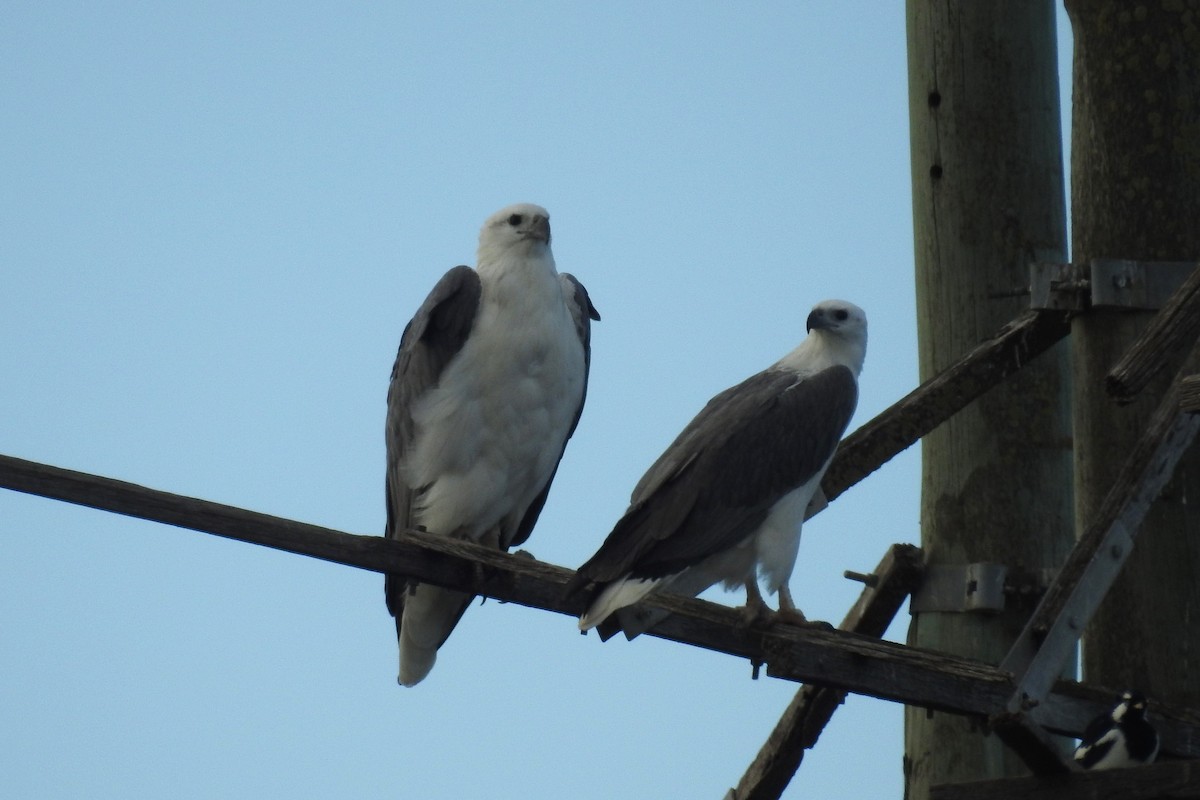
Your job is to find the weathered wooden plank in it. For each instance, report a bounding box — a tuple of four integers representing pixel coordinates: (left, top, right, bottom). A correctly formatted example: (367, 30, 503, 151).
(991, 712, 1077, 776)
(930, 758, 1200, 800)
(1000, 357, 1200, 712)
(0, 454, 988, 716)
(0, 451, 578, 605)
(1182, 375, 1200, 414)
(728, 544, 924, 800)
(4, 452, 1200, 758)
(818, 309, 1071, 506)
(1107, 263, 1200, 401)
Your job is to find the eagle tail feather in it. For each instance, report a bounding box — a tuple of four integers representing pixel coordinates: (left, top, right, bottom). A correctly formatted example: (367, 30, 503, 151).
(397, 584, 473, 687)
(578, 577, 659, 632)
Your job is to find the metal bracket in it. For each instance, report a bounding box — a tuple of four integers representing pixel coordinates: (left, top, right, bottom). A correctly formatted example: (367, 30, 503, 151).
(1030, 262, 1087, 311)
(910, 563, 1008, 613)
(1031, 260, 1197, 311)
(1092, 260, 1198, 308)
(908, 564, 1057, 614)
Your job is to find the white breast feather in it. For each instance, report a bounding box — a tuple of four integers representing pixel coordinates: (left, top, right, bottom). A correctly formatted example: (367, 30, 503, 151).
(405, 254, 584, 544)
(755, 477, 822, 592)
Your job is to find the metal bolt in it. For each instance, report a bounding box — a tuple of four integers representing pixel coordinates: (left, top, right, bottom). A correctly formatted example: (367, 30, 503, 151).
(843, 570, 879, 587)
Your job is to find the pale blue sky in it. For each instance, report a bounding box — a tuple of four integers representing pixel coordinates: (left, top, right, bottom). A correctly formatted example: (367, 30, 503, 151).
(1, 4, 1072, 798)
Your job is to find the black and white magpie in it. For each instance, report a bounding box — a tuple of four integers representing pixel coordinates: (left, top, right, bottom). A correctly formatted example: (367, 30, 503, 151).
(1073, 690, 1160, 770)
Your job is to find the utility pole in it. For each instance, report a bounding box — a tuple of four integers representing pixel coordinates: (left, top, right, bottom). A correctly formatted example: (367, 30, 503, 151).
(1066, 0, 1200, 708)
(904, 3, 1072, 797)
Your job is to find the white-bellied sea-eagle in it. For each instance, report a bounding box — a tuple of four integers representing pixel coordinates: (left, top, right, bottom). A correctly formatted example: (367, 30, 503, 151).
(570, 299, 864, 638)
(385, 203, 598, 686)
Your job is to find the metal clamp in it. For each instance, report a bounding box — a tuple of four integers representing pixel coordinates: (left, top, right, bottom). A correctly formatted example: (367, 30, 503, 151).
(910, 563, 1008, 613)
(909, 563, 1058, 614)
(1031, 260, 1197, 311)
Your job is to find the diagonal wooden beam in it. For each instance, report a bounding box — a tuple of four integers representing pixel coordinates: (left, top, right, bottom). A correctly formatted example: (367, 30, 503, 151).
(1107, 262, 1200, 402)
(1000, 346, 1200, 720)
(819, 308, 1071, 506)
(1182, 375, 1200, 414)
(0, 453, 981, 713)
(989, 711, 1077, 776)
(930, 758, 1200, 800)
(5, 451, 1200, 758)
(0, 455, 979, 713)
(727, 544, 924, 800)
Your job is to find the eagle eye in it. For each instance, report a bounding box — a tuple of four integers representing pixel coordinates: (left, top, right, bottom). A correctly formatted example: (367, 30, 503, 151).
(834, 309, 849, 321)
(507, 214, 523, 226)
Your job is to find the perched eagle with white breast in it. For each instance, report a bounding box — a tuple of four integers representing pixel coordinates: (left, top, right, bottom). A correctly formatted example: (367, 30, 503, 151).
(385, 203, 598, 686)
(570, 299, 865, 638)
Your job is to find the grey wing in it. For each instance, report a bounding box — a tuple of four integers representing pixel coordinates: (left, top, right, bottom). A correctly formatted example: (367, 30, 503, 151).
(569, 370, 787, 589)
(628, 377, 755, 505)
(384, 265, 481, 618)
(506, 273, 600, 549)
(559, 272, 600, 438)
(571, 366, 858, 588)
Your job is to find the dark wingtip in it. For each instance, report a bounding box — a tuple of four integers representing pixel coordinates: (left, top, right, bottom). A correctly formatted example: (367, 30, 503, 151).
(596, 617, 624, 641)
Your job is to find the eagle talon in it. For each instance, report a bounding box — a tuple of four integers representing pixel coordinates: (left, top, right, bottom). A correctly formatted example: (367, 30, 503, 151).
(738, 580, 775, 627)
(738, 602, 774, 628)
(771, 585, 808, 626)
(772, 607, 810, 627)
(792, 618, 834, 632)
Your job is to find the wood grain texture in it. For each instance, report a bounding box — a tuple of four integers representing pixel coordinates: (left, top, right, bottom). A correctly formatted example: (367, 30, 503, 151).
(1066, 0, 1200, 711)
(1107, 264, 1200, 401)
(819, 309, 1071, 507)
(4, 453, 1200, 758)
(730, 544, 924, 800)
(904, 0, 1074, 794)
(1182, 376, 1200, 415)
(1003, 367, 1200, 706)
(930, 758, 1200, 800)
(991, 712, 1078, 776)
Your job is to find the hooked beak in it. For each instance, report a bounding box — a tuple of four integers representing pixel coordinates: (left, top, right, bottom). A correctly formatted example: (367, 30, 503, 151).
(806, 308, 829, 333)
(528, 214, 551, 244)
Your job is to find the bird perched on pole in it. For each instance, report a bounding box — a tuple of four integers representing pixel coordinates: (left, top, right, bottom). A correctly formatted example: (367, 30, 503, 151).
(569, 299, 865, 639)
(1073, 690, 1160, 770)
(384, 203, 598, 686)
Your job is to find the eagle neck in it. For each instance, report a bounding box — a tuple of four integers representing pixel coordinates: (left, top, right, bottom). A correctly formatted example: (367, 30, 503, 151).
(476, 247, 565, 319)
(775, 331, 866, 378)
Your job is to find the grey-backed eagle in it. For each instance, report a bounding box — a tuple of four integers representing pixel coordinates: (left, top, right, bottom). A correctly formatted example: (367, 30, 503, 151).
(385, 203, 598, 685)
(570, 299, 864, 638)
